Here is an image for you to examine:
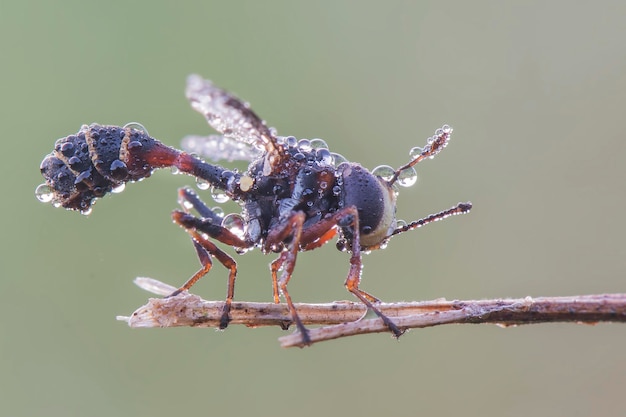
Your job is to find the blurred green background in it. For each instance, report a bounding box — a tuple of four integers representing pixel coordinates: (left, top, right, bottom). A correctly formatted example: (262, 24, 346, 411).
(2, 1, 625, 416)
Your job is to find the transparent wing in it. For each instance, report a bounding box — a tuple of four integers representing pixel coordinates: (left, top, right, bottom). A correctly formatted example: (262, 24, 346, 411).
(181, 134, 262, 163)
(186, 74, 282, 156)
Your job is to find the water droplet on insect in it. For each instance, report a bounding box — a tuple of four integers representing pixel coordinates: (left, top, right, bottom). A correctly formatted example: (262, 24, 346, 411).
(123, 122, 149, 135)
(396, 219, 407, 228)
(409, 146, 423, 159)
(196, 177, 210, 190)
(316, 148, 333, 165)
(212, 206, 224, 218)
(285, 136, 297, 148)
(35, 183, 54, 203)
(211, 186, 230, 203)
(68, 156, 81, 168)
(110, 159, 128, 180)
(310, 138, 328, 149)
(111, 183, 126, 194)
(331, 152, 348, 167)
(60, 142, 75, 156)
(127, 140, 143, 150)
(396, 166, 417, 187)
(372, 165, 395, 181)
(297, 139, 311, 152)
(80, 207, 93, 216)
(332, 185, 341, 196)
(222, 213, 245, 238)
(170, 166, 180, 175)
(441, 124, 452, 133)
(178, 195, 193, 210)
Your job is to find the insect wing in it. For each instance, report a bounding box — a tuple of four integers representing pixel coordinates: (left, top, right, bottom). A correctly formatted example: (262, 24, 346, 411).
(181, 134, 261, 163)
(186, 75, 282, 156)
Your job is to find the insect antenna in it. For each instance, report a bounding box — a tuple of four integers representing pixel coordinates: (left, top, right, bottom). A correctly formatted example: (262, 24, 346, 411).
(388, 124, 453, 187)
(388, 202, 472, 238)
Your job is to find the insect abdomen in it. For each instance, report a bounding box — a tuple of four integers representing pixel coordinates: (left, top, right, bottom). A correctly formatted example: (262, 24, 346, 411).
(39, 124, 167, 212)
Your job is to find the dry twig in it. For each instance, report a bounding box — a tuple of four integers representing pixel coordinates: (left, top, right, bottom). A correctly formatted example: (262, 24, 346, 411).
(116, 277, 626, 348)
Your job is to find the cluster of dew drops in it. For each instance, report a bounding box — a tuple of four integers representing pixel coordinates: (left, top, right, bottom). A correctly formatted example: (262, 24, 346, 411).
(34, 122, 152, 211)
(191, 134, 352, 244)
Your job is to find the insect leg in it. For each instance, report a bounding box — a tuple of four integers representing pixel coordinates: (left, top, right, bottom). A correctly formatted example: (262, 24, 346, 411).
(265, 211, 311, 345)
(170, 191, 252, 329)
(289, 207, 404, 338)
(335, 206, 404, 338)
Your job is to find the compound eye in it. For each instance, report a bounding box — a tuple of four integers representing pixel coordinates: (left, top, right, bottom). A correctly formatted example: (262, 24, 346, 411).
(339, 163, 396, 247)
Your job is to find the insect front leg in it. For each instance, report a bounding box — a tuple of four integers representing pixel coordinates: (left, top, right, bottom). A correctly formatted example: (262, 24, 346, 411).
(295, 207, 405, 339)
(265, 211, 311, 345)
(170, 187, 252, 329)
(333, 206, 405, 339)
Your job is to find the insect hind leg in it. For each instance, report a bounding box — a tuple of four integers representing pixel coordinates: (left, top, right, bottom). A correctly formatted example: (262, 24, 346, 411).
(169, 188, 252, 329)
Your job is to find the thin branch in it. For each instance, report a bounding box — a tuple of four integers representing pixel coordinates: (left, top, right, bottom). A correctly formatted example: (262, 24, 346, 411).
(116, 277, 626, 348)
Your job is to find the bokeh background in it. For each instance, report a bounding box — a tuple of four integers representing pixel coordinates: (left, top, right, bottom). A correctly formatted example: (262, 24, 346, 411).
(2, 1, 625, 416)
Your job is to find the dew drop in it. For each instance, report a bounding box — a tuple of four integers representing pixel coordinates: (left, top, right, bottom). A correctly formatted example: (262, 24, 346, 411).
(332, 185, 341, 196)
(212, 206, 224, 218)
(211, 186, 230, 203)
(35, 183, 54, 203)
(330, 152, 348, 167)
(127, 140, 143, 150)
(80, 207, 93, 216)
(372, 165, 395, 181)
(297, 139, 312, 152)
(170, 166, 180, 175)
(178, 196, 194, 210)
(111, 183, 126, 194)
(285, 136, 297, 147)
(409, 146, 423, 159)
(68, 156, 82, 168)
(397, 166, 418, 187)
(222, 213, 245, 238)
(123, 122, 149, 135)
(60, 142, 75, 156)
(316, 148, 333, 165)
(442, 124, 452, 133)
(396, 219, 407, 228)
(196, 177, 210, 190)
(75, 170, 91, 183)
(310, 138, 328, 149)
(110, 159, 128, 180)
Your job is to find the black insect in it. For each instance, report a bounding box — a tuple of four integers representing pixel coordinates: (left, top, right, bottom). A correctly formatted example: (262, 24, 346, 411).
(36, 75, 472, 345)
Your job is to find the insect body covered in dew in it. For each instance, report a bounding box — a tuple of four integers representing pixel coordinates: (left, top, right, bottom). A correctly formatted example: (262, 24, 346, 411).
(37, 74, 472, 346)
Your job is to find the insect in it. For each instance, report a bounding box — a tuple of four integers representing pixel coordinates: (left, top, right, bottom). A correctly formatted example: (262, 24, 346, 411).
(36, 74, 472, 345)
